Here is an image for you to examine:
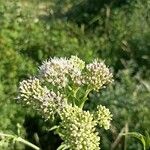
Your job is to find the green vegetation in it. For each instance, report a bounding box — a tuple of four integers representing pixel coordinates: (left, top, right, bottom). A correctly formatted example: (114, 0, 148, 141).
(0, 0, 149, 149)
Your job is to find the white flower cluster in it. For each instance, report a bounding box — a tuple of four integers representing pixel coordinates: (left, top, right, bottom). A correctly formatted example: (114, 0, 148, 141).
(39, 57, 70, 88)
(95, 105, 113, 130)
(19, 78, 66, 119)
(39, 56, 85, 88)
(86, 60, 113, 90)
(58, 105, 100, 150)
(39, 56, 113, 91)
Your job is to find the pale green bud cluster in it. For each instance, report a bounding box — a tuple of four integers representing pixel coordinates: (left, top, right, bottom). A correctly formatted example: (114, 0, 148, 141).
(58, 105, 100, 150)
(68, 56, 85, 85)
(85, 60, 113, 90)
(95, 105, 113, 130)
(19, 78, 66, 119)
(69, 55, 85, 70)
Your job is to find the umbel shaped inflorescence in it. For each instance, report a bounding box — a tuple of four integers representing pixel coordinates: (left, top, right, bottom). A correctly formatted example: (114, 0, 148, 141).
(18, 56, 113, 150)
(19, 78, 66, 119)
(58, 105, 100, 150)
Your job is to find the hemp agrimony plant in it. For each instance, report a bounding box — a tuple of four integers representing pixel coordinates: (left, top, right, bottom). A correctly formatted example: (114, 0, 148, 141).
(18, 56, 113, 150)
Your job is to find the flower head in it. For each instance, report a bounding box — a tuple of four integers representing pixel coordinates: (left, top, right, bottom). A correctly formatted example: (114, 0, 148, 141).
(39, 57, 70, 88)
(69, 55, 85, 70)
(68, 56, 85, 85)
(39, 56, 86, 88)
(58, 105, 100, 150)
(17, 56, 113, 150)
(95, 105, 113, 130)
(85, 60, 113, 90)
(18, 78, 66, 119)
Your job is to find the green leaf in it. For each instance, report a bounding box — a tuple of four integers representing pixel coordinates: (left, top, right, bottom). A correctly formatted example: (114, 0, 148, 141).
(122, 132, 146, 150)
(144, 132, 150, 149)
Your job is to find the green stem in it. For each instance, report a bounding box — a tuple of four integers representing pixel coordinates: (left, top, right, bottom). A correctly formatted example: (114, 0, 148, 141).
(72, 87, 80, 106)
(0, 133, 14, 138)
(124, 123, 128, 150)
(0, 133, 40, 150)
(17, 137, 40, 150)
(79, 88, 92, 109)
(73, 87, 80, 97)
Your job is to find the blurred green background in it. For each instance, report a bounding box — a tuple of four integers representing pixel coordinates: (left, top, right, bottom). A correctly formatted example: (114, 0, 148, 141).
(0, 0, 149, 149)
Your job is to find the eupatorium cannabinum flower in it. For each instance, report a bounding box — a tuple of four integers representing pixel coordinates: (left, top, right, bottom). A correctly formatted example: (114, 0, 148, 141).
(39, 56, 86, 87)
(18, 56, 113, 150)
(95, 105, 113, 130)
(39, 57, 70, 88)
(85, 59, 113, 90)
(19, 78, 66, 119)
(58, 105, 100, 150)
